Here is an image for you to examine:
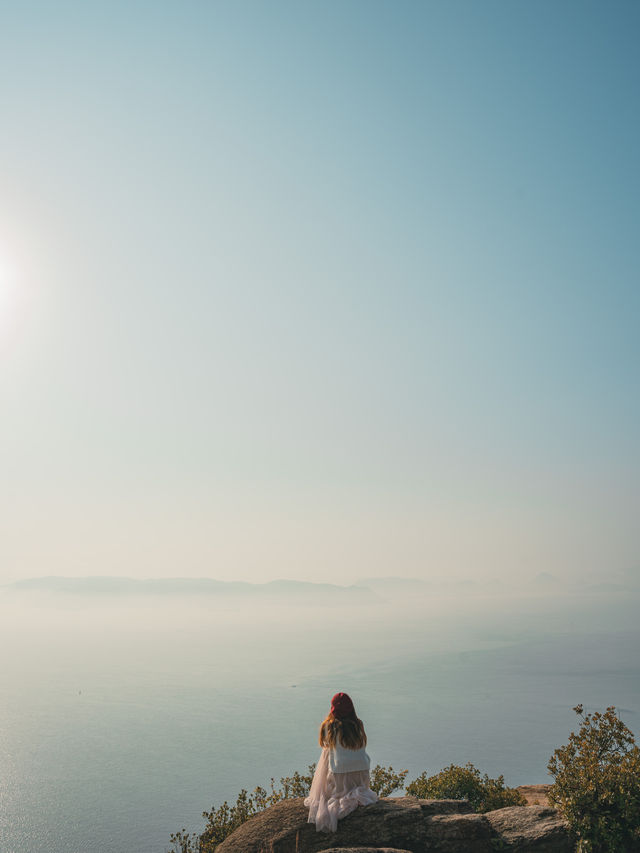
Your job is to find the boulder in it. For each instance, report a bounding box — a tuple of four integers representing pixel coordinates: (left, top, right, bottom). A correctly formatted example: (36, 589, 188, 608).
(215, 796, 570, 853)
(485, 806, 570, 851)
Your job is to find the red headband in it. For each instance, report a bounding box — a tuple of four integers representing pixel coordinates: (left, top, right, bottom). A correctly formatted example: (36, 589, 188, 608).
(330, 692, 355, 719)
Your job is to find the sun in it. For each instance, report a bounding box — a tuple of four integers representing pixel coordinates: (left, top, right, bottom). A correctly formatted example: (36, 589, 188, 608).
(0, 259, 11, 301)
(0, 250, 19, 332)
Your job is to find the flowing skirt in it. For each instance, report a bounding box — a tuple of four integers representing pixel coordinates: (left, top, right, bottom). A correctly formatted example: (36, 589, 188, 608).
(304, 748, 378, 833)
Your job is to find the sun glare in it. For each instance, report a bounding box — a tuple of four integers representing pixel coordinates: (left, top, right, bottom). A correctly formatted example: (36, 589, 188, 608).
(0, 250, 20, 333)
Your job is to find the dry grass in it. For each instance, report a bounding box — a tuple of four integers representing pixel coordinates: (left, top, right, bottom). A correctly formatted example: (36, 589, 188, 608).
(516, 785, 551, 807)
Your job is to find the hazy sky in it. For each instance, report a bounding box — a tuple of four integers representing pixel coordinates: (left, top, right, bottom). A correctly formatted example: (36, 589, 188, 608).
(1, 1, 638, 585)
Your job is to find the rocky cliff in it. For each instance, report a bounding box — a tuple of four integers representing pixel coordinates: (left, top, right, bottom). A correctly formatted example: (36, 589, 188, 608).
(216, 795, 570, 853)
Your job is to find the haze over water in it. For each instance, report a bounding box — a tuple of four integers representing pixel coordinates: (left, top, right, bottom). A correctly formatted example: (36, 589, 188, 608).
(2, 579, 639, 853)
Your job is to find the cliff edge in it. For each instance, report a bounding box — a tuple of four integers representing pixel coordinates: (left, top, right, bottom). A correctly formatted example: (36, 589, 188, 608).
(216, 795, 569, 853)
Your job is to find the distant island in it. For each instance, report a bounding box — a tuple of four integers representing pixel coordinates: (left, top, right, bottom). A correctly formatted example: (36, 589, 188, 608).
(3, 571, 638, 602)
(2, 575, 380, 604)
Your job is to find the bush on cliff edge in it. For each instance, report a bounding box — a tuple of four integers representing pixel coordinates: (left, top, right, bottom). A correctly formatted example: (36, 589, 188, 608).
(548, 704, 640, 852)
(405, 762, 526, 812)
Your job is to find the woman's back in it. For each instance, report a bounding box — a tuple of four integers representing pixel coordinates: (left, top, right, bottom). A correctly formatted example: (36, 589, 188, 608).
(327, 739, 371, 774)
(305, 692, 378, 833)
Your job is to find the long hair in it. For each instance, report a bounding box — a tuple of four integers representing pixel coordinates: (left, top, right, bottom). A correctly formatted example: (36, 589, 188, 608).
(319, 710, 367, 750)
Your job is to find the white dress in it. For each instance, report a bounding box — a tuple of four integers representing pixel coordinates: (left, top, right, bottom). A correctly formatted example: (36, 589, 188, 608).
(304, 743, 378, 833)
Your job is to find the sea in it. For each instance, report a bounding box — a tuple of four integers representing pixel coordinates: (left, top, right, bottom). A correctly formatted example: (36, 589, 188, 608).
(1, 584, 639, 853)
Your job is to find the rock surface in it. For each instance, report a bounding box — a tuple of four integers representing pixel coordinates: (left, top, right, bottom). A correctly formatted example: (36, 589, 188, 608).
(485, 806, 569, 851)
(215, 796, 570, 853)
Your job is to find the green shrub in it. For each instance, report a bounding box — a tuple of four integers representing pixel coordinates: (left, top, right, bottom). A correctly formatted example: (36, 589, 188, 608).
(547, 704, 640, 852)
(369, 764, 408, 796)
(168, 766, 315, 853)
(405, 762, 526, 812)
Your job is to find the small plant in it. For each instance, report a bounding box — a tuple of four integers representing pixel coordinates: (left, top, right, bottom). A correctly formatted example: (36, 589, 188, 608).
(548, 704, 640, 852)
(369, 763, 409, 796)
(168, 767, 313, 853)
(405, 762, 526, 812)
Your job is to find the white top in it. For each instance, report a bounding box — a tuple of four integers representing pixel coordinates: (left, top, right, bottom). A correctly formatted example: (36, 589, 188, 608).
(327, 741, 371, 774)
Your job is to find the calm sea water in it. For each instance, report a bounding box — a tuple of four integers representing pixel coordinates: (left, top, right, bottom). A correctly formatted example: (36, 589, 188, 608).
(1, 590, 638, 853)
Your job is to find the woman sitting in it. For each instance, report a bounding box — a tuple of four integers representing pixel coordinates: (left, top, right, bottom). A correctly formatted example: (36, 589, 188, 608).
(305, 692, 378, 833)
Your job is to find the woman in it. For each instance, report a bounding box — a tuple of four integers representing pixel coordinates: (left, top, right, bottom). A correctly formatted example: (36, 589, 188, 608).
(305, 692, 378, 833)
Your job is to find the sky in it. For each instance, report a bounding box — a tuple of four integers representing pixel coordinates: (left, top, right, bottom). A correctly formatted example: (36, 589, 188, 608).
(1, 1, 638, 586)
